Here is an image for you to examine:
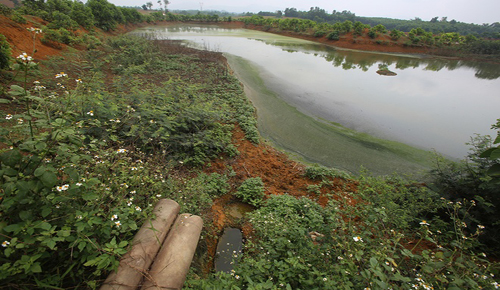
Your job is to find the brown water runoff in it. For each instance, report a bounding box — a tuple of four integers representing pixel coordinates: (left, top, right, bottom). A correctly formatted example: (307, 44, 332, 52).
(131, 24, 500, 176)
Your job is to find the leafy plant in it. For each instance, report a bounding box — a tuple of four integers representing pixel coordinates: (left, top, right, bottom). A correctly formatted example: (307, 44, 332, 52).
(429, 132, 500, 254)
(0, 3, 12, 16)
(390, 29, 404, 41)
(368, 28, 378, 39)
(11, 10, 27, 24)
(234, 177, 265, 207)
(304, 164, 350, 180)
(313, 30, 326, 38)
(480, 118, 500, 180)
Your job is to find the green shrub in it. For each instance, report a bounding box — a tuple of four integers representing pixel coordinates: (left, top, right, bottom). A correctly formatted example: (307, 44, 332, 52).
(305, 164, 350, 180)
(40, 27, 76, 46)
(429, 131, 500, 254)
(36, 10, 50, 22)
(80, 34, 102, 50)
(353, 21, 365, 36)
(41, 28, 63, 48)
(0, 3, 12, 15)
(234, 177, 265, 206)
(390, 29, 404, 41)
(70, 1, 95, 29)
(372, 24, 387, 34)
(0, 34, 12, 70)
(57, 27, 73, 45)
(327, 30, 339, 41)
(11, 11, 26, 24)
(313, 30, 326, 38)
(87, 0, 122, 31)
(368, 29, 377, 39)
(47, 10, 79, 30)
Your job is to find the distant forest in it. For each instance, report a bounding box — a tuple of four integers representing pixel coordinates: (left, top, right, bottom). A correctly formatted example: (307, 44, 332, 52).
(251, 7, 500, 38)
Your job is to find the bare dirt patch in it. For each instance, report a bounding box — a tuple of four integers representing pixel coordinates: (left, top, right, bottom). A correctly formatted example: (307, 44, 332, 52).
(0, 15, 67, 61)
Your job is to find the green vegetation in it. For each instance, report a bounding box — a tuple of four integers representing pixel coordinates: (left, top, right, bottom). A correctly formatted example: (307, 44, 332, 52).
(428, 133, 500, 254)
(278, 7, 500, 38)
(480, 120, 500, 181)
(305, 164, 350, 180)
(0, 32, 257, 288)
(234, 177, 265, 207)
(0, 34, 11, 70)
(241, 12, 500, 57)
(187, 175, 499, 289)
(15, 0, 143, 31)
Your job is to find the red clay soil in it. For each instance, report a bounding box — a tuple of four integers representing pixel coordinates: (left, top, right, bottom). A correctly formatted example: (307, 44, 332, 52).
(227, 21, 432, 55)
(0, 15, 68, 61)
(206, 126, 358, 202)
(201, 125, 359, 272)
(0, 15, 149, 62)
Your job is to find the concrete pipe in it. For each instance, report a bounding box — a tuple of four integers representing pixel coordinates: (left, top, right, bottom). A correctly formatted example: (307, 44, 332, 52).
(141, 214, 203, 290)
(100, 199, 180, 290)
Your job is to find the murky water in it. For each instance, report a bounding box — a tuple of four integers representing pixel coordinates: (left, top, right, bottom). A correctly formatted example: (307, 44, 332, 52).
(131, 24, 500, 175)
(226, 202, 254, 219)
(214, 228, 243, 273)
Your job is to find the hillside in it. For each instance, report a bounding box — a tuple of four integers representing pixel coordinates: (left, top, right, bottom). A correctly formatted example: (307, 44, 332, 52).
(241, 22, 431, 54)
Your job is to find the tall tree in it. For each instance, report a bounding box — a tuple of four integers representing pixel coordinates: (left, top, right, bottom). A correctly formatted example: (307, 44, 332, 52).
(86, 0, 122, 31)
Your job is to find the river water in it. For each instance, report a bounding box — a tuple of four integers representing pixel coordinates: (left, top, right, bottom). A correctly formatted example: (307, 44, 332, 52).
(131, 24, 500, 175)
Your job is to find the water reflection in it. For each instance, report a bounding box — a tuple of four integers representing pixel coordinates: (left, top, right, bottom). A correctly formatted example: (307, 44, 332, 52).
(146, 25, 235, 34)
(132, 24, 500, 161)
(139, 25, 500, 80)
(260, 40, 500, 79)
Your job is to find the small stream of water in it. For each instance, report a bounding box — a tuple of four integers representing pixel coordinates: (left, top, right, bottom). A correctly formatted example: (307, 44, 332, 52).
(214, 228, 243, 273)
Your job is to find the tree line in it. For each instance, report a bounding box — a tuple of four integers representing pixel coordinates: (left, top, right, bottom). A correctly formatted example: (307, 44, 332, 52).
(240, 14, 500, 56)
(250, 7, 500, 39)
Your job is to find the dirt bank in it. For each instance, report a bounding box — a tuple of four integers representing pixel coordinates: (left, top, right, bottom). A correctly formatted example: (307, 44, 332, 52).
(202, 125, 358, 273)
(0, 15, 67, 61)
(237, 22, 432, 55)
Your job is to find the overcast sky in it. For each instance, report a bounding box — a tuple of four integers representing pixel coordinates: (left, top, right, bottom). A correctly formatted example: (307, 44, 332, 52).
(111, 0, 499, 24)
